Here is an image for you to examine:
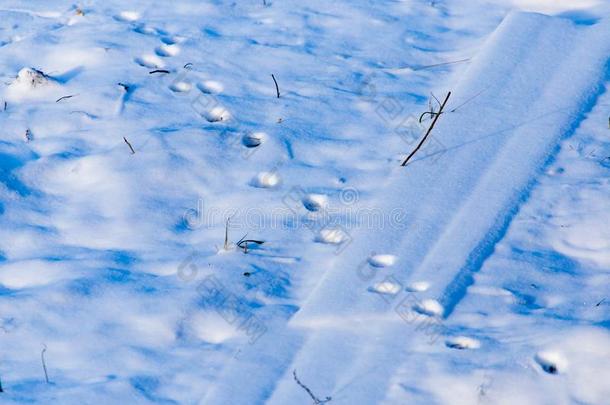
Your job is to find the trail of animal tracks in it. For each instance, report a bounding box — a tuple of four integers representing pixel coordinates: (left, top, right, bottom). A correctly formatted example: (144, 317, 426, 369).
(202, 12, 610, 405)
(1, 1, 610, 404)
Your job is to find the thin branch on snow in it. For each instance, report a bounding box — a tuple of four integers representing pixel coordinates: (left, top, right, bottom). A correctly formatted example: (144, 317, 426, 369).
(224, 216, 234, 250)
(271, 74, 280, 98)
(412, 58, 470, 71)
(123, 137, 135, 154)
(402, 91, 451, 167)
(41, 345, 50, 384)
(56, 94, 77, 103)
(293, 369, 332, 404)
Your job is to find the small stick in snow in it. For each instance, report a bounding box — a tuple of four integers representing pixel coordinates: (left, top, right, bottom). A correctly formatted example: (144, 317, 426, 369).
(118, 82, 130, 92)
(24, 129, 33, 142)
(3, 101, 6, 111)
(401, 91, 451, 167)
(293, 370, 332, 404)
(184, 63, 193, 70)
(41, 345, 49, 384)
(271, 74, 280, 98)
(224, 216, 234, 250)
(411, 58, 471, 71)
(596, 298, 605, 307)
(56, 94, 76, 103)
(123, 137, 135, 154)
(149, 69, 170, 74)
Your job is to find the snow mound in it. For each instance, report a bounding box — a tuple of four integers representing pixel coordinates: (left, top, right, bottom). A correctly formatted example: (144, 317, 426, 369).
(5, 67, 60, 101)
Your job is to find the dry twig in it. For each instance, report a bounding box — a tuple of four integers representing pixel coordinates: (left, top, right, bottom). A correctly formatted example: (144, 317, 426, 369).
(401, 91, 451, 166)
(123, 137, 135, 154)
(293, 370, 332, 404)
(271, 74, 280, 98)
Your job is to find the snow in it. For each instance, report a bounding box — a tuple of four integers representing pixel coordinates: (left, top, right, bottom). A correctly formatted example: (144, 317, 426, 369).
(0, 0, 609, 404)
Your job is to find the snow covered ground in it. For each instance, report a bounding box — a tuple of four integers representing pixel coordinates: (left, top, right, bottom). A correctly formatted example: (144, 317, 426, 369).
(0, 0, 609, 404)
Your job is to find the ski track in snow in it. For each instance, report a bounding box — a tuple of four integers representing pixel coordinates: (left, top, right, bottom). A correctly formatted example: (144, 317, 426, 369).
(0, 0, 609, 404)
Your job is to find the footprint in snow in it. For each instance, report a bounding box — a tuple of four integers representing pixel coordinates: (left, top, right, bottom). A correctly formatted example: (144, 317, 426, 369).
(251, 171, 280, 188)
(535, 351, 567, 375)
(161, 36, 186, 45)
(115, 11, 140, 22)
(369, 280, 402, 296)
(302, 193, 328, 212)
(135, 54, 165, 68)
(445, 336, 480, 350)
(199, 106, 230, 122)
(316, 227, 349, 245)
(405, 281, 430, 292)
(368, 254, 397, 268)
(413, 299, 444, 317)
(198, 80, 224, 94)
(242, 132, 266, 148)
(155, 43, 180, 57)
(170, 81, 192, 92)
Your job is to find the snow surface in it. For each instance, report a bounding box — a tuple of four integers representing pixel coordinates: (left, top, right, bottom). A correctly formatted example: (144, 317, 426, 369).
(0, 0, 609, 404)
